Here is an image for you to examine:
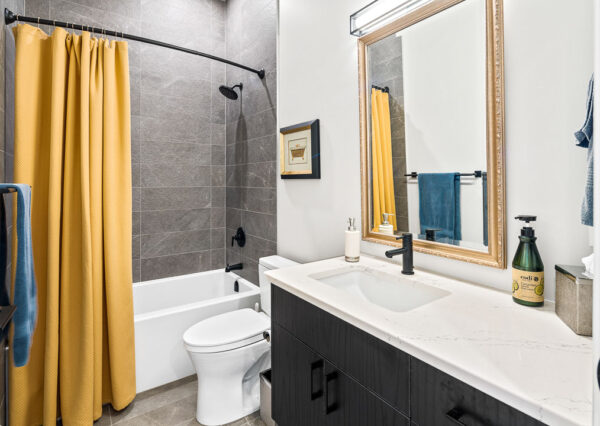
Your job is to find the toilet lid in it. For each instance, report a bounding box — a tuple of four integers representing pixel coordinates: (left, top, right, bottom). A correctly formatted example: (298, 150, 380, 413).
(183, 308, 270, 351)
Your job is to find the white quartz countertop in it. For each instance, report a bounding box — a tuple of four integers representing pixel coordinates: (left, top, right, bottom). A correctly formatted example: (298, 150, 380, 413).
(265, 255, 593, 426)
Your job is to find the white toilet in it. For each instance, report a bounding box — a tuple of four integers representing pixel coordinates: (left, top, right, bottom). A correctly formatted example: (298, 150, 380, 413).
(183, 255, 298, 426)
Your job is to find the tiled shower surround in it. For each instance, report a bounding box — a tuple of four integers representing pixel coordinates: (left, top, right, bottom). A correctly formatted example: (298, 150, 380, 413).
(225, 0, 278, 285)
(2, 0, 277, 283)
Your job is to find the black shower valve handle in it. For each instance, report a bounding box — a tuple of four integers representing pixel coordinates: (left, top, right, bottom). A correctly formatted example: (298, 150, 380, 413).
(231, 227, 246, 248)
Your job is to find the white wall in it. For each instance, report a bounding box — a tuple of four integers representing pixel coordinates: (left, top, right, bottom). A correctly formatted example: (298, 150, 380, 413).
(278, 0, 593, 301)
(277, 0, 364, 263)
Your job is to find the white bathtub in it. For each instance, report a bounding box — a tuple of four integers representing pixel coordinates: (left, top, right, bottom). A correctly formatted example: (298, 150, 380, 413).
(133, 270, 260, 393)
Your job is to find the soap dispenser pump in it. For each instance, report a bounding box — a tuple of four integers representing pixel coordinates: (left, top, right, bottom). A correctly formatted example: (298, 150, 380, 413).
(345, 218, 360, 263)
(512, 215, 544, 307)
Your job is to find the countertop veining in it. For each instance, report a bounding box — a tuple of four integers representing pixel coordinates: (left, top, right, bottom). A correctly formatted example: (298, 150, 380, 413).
(265, 255, 593, 426)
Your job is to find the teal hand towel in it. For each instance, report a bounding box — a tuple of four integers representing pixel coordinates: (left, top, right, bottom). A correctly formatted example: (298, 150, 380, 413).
(0, 184, 37, 367)
(418, 173, 461, 242)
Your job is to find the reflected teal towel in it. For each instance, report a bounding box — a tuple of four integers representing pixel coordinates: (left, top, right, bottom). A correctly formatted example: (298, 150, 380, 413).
(418, 173, 461, 242)
(0, 184, 36, 367)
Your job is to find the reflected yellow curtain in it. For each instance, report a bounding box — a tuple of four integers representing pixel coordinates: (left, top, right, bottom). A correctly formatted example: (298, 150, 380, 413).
(371, 88, 397, 232)
(10, 24, 135, 425)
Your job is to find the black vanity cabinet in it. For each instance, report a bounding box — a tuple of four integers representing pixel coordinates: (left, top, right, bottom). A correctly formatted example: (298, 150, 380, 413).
(273, 324, 408, 426)
(271, 286, 545, 426)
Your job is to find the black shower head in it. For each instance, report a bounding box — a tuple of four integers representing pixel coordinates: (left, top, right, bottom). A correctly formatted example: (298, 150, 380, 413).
(219, 83, 243, 100)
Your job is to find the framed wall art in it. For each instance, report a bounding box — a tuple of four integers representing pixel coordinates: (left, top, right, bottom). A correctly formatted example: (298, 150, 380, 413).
(280, 119, 320, 179)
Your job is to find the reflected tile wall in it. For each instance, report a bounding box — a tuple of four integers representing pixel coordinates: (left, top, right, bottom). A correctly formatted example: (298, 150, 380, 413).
(368, 35, 409, 232)
(225, 0, 277, 285)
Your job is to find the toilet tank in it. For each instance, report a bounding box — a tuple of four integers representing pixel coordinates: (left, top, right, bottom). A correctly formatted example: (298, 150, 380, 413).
(259, 255, 299, 316)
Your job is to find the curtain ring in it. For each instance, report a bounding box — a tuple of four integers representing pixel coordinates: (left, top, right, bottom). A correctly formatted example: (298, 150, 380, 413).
(37, 17, 40, 28)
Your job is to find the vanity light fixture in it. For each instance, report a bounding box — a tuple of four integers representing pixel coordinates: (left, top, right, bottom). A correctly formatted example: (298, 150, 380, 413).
(350, 0, 434, 36)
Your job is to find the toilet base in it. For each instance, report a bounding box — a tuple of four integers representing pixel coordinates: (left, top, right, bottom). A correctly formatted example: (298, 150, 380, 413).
(187, 340, 271, 426)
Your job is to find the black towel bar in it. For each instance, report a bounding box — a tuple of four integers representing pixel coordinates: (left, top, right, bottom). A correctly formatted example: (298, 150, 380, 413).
(404, 170, 486, 179)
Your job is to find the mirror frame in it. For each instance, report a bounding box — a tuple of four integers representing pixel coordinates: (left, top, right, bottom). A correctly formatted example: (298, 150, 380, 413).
(358, 0, 506, 268)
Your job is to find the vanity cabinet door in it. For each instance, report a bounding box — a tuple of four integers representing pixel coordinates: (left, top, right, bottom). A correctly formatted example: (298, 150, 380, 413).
(410, 358, 545, 426)
(272, 285, 410, 416)
(272, 323, 409, 426)
(272, 323, 323, 426)
(321, 361, 409, 426)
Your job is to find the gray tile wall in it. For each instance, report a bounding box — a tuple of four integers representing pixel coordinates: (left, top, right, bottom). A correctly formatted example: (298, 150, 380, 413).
(1, 0, 277, 285)
(368, 35, 408, 232)
(225, 0, 277, 284)
(21, 0, 229, 282)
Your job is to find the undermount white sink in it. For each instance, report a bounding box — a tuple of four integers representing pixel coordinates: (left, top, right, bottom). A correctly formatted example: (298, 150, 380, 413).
(310, 266, 450, 313)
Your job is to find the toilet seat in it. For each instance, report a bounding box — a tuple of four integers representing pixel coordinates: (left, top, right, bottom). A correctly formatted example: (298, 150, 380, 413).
(183, 308, 270, 353)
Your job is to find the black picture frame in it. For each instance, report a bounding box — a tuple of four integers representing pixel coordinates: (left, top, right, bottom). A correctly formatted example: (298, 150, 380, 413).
(280, 119, 320, 179)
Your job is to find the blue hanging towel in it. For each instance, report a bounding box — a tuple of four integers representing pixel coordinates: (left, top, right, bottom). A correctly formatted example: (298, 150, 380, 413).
(575, 75, 593, 226)
(0, 184, 37, 367)
(418, 173, 461, 243)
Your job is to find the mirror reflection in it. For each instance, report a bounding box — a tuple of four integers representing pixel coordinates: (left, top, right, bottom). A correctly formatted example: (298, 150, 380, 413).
(366, 0, 488, 251)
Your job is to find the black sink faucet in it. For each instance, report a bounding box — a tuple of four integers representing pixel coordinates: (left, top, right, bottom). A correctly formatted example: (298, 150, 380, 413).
(384, 233, 414, 275)
(225, 263, 243, 273)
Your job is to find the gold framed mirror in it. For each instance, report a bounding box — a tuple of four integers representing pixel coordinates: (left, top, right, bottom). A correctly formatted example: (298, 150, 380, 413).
(359, 0, 506, 268)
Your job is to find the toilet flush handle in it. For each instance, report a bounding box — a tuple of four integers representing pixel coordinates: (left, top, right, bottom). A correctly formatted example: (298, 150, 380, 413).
(263, 330, 271, 343)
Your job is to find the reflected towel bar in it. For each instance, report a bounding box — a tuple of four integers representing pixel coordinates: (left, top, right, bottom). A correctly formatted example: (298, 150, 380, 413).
(404, 170, 486, 179)
(3, 8, 265, 79)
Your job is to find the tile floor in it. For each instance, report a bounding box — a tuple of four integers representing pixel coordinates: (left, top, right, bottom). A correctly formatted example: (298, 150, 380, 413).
(94, 376, 267, 426)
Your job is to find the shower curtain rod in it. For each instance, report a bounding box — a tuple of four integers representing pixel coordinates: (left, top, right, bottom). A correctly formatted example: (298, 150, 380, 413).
(4, 8, 265, 79)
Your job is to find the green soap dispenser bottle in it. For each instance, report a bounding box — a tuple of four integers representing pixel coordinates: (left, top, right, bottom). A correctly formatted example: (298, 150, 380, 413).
(512, 215, 544, 307)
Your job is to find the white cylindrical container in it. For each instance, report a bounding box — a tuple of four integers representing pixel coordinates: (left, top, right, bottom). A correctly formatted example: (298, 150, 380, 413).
(379, 213, 394, 236)
(345, 217, 360, 262)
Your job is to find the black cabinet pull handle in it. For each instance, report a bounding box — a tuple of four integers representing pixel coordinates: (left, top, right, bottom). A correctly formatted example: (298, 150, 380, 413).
(310, 360, 324, 400)
(446, 407, 467, 425)
(324, 371, 338, 415)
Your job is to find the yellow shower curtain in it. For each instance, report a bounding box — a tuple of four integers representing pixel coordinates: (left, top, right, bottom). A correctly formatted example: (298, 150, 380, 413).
(371, 88, 397, 232)
(10, 24, 135, 425)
